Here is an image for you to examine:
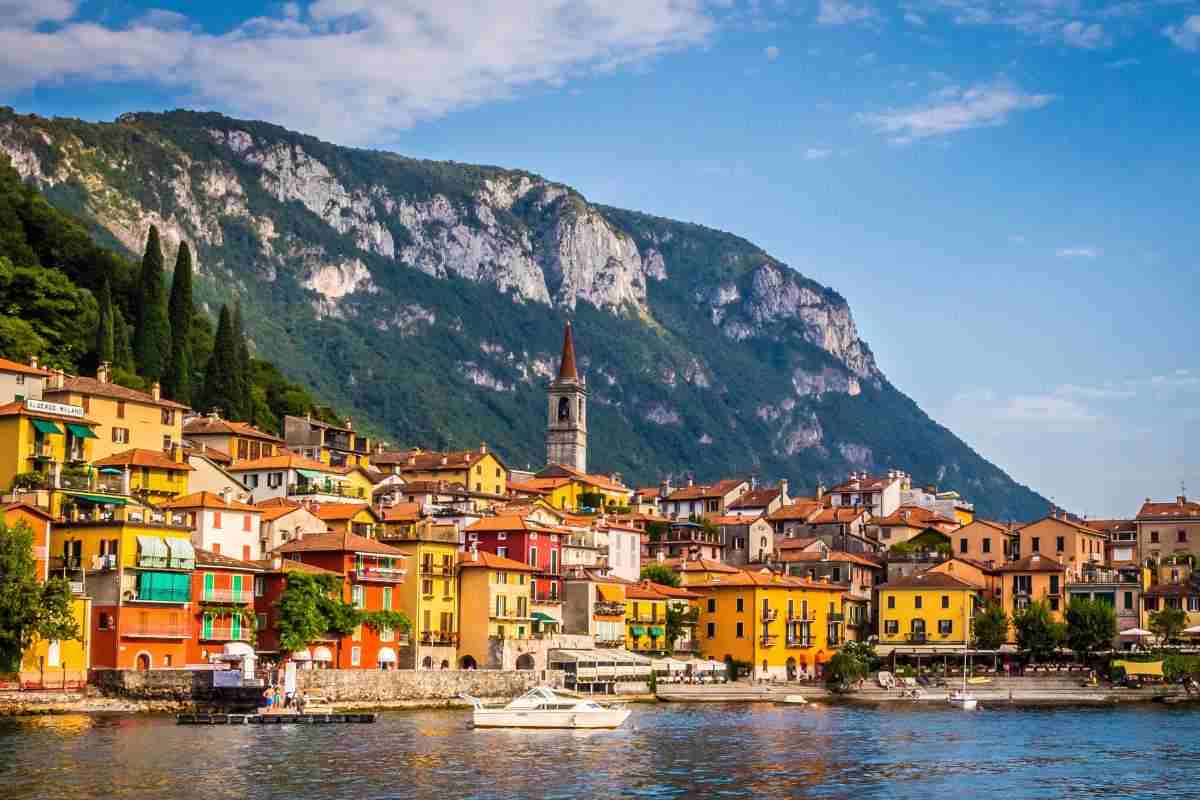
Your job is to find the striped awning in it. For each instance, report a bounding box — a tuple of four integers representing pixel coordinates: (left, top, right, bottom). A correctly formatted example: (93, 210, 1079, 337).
(630, 625, 646, 637)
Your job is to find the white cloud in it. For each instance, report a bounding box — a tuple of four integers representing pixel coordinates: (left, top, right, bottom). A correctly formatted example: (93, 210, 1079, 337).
(946, 388, 1102, 432)
(1165, 15, 1200, 51)
(816, 0, 877, 25)
(858, 80, 1054, 143)
(1105, 57, 1140, 69)
(0, 0, 725, 144)
(765, 44, 780, 60)
(1062, 20, 1108, 49)
(804, 147, 832, 160)
(1008, 233, 1027, 244)
(904, 11, 927, 26)
(1056, 246, 1103, 258)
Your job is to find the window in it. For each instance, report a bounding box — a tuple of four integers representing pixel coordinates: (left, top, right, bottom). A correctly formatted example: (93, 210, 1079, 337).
(81, 395, 90, 412)
(832, 567, 841, 582)
(382, 587, 392, 609)
(422, 579, 433, 596)
(254, 576, 265, 597)
(887, 595, 895, 609)
(161, 409, 174, 425)
(941, 595, 950, 609)
(98, 612, 113, 630)
(1049, 597, 1060, 612)
(706, 622, 716, 639)
(736, 621, 744, 638)
(959, 538, 968, 553)
(112, 427, 129, 444)
(162, 434, 173, 452)
(706, 598, 716, 613)
(1123, 591, 1133, 611)
(497, 546, 507, 558)
(1056, 536, 1065, 552)
(352, 585, 364, 608)
(117, 401, 125, 419)
(350, 646, 361, 666)
(243, 515, 252, 532)
(528, 546, 537, 567)
(213, 511, 222, 529)
(267, 472, 282, 488)
(1031, 537, 1040, 553)
(1180, 530, 1189, 543)
(242, 545, 251, 561)
(982, 538, 991, 554)
(1050, 575, 1060, 594)
(736, 597, 744, 613)
(914, 596, 922, 609)
(15, 374, 23, 385)
(1151, 531, 1159, 544)
(1190, 597, 1200, 613)
(938, 620, 953, 635)
(884, 620, 898, 635)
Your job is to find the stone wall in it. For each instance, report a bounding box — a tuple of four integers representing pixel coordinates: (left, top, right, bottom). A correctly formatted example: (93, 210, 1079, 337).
(90, 668, 262, 708)
(297, 669, 565, 703)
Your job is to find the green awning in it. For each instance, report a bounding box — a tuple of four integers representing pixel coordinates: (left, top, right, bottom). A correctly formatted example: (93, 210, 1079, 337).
(532, 612, 557, 623)
(137, 536, 169, 561)
(66, 423, 97, 439)
(649, 626, 665, 637)
(31, 419, 63, 435)
(630, 625, 646, 636)
(67, 492, 128, 505)
(99, 467, 123, 475)
(296, 468, 325, 480)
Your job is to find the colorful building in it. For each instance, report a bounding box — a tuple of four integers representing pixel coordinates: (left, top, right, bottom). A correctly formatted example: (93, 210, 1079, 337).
(374, 445, 509, 502)
(183, 413, 283, 463)
(878, 570, 984, 649)
(0, 356, 50, 404)
(227, 452, 356, 504)
(91, 448, 194, 506)
(562, 571, 627, 647)
(692, 568, 846, 681)
(161, 491, 263, 561)
(625, 582, 670, 655)
(1016, 515, 1106, 580)
(948, 518, 1017, 564)
(311, 502, 380, 539)
(456, 549, 538, 670)
(526, 463, 634, 512)
(188, 548, 260, 665)
(0, 398, 99, 501)
(283, 413, 372, 469)
(466, 515, 564, 606)
(999, 554, 1069, 642)
(1137, 494, 1200, 568)
(377, 519, 460, 670)
(661, 479, 750, 520)
(257, 502, 326, 554)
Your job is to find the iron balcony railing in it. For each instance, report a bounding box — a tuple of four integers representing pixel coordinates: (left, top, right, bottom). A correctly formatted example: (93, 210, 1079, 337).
(201, 588, 253, 604)
(761, 609, 779, 622)
(287, 483, 366, 499)
(124, 623, 190, 638)
(419, 563, 454, 576)
(760, 634, 779, 647)
(827, 612, 845, 622)
(354, 566, 407, 583)
(907, 633, 928, 644)
(200, 626, 253, 642)
(786, 637, 814, 648)
(420, 631, 458, 646)
(594, 601, 625, 616)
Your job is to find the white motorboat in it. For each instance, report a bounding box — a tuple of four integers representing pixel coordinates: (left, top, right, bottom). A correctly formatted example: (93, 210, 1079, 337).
(462, 687, 632, 729)
(948, 689, 978, 710)
(779, 694, 809, 705)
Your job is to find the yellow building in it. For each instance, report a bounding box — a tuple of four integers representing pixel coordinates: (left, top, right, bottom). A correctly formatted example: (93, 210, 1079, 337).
(456, 549, 538, 669)
(378, 519, 460, 669)
(282, 413, 372, 468)
(878, 570, 983, 649)
(374, 445, 509, 499)
(91, 449, 194, 506)
(526, 463, 634, 512)
(182, 414, 283, 463)
(311, 503, 380, 538)
(337, 465, 379, 502)
(693, 569, 846, 681)
(0, 398, 99, 495)
(625, 583, 670, 654)
(42, 366, 187, 461)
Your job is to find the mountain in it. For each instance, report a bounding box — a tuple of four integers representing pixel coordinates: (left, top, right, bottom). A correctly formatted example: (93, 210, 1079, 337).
(0, 107, 1047, 520)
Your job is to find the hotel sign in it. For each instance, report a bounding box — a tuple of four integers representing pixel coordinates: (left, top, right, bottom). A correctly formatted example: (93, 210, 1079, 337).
(25, 398, 86, 419)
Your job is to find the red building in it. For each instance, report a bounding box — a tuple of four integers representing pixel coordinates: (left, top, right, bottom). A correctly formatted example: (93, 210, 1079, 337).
(466, 515, 563, 603)
(262, 532, 409, 669)
(188, 548, 261, 665)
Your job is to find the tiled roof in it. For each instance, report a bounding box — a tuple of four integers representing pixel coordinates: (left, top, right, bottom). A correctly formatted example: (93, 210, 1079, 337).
(0, 400, 98, 425)
(664, 479, 746, 502)
(728, 488, 782, 509)
(382, 502, 422, 522)
(45, 376, 189, 410)
(999, 554, 1067, 573)
(194, 548, 262, 571)
(249, 558, 340, 576)
(387, 447, 501, 472)
(875, 505, 958, 527)
(2, 501, 56, 521)
(0, 357, 50, 377)
(185, 444, 233, 464)
(767, 500, 823, 522)
(776, 537, 821, 551)
(272, 531, 405, 557)
(776, 550, 882, 568)
(660, 557, 740, 574)
(1022, 515, 1110, 537)
(161, 491, 256, 511)
(466, 515, 565, 534)
(711, 515, 759, 526)
(643, 581, 702, 599)
(310, 503, 378, 522)
(1083, 518, 1137, 534)
(829, 474, 899, 493)
(879, 571, 980, 591)
(508, 479, 553, 495)
(1137, 499, 1200, 520)
(458, 550, 538, 572)
(93, 448, 195, 471)
(227, 452, 332, 472)
(535, 463, 630, 493)
(183, 416, 283, 442)
(809, 507, 867, 525)
(255, 497, 300, 508)
(260, 504, 310, 522)
(699, 568, 843, 591)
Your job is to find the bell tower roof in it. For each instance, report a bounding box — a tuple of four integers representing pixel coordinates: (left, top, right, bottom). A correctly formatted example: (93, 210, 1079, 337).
(557, 321, 579, 380)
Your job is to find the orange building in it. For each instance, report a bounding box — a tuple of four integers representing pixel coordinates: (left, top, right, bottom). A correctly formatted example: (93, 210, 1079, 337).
(188, 548, 261, 665)
(1016, 516, 1105, 579)
(999, 554, 1068, 642)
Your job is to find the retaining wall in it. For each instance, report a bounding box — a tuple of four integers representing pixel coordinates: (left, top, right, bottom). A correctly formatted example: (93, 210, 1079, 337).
(296, 669, 566, 702)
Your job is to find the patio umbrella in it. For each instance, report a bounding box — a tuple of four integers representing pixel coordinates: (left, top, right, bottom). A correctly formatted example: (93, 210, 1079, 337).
(1183, 625, 1200, 635)
(1120, 627, 1152, 637)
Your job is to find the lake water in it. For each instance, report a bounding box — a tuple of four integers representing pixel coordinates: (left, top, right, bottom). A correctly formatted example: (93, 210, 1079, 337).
(1, 703, 1196, 799)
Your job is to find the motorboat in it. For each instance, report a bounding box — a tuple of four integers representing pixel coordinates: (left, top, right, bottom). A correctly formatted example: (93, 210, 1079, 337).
(778, 694, 809, 705)
(462, 687, 632, 729)
(948, 689, 978, 710)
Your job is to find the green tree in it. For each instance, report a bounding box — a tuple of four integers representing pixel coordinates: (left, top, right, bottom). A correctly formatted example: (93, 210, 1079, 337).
(0, 316, 45, 363)
(0, 519, 80, 671)
(232, 299, 252, 409)
(112, 305, 136, 372)
(972, 603, 1009, 650)
(164, 241, 193, 403)
(94, 278, 115, 365)
(133, 226, 170, 381)
(664, 603, 688, 651)
(199, 305, 243, 419)
(1064, 598, 1117, 661)
(1150, 607, 1187, 646)
(640, 563, 681, 588)
(0, 255, 98, 369)
(1012, 600, 1065, 662)
(274, 572, 408, 659)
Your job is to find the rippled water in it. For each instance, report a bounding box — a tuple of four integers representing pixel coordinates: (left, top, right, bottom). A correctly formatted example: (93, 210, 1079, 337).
(1, 703, 1197, 799)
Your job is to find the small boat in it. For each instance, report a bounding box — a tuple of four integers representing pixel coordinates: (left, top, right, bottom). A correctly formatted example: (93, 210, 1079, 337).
(779, 694, 808, 705)
(462, 687, 632, 729)
(948, 689, 978, 711)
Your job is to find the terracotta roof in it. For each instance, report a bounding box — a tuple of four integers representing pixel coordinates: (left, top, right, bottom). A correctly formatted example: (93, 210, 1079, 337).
(879, 571, 980, 591)
(45, 376, 189, 410)
(194, 548, 262, 571)
(535, 463, 630, 494)
(255, 497, 300, 508)
(964, 518, 1017, 533)
(830, 474, 901, 493)
(809, 507, 868, 525)
(2, 502, 56, 521)
(635, 487, 660, 500)
(310, 503, 378, 522)
(875, 506, 958, 527)
(711, 515, 759, 527)
(507, 479, 552, 495)
(626, 582, 670, 600)
(1021, 515, 1110, 537)
(698, 568, 843, 591)
(767, 500, 822, 522)
(92, 448, 194, 471)
(999, 554, 1067, 573)
(728, 488, 782, 510)
(161, 491, 257, 511)
(249, 558, 340, 576)
(272, 531, 404, 557)
(775, 550, 882, 568)
(0, 357, 49, 377)
(227, 452, 332, 472)
(466, 515, 562, 534)
(661, 557, 740, 574)
(1137, 499, 1200, 520)
(0, 400, 98, 425)
(183, 416, 283, 442)
(1143, 582, 1199, 598)
(185, 444, 233, 464)
(664, 479, 746, 502)
(557, 321, 579, 380)
(386, 447, 502, 473)
(382, 502, 422, 522)
(776, 537, 821, 551)
(1083, 518, 1136, 534)
(643, 581, 702, 599)
(260, 504, 312, 522)
(458, 550, 538, 572)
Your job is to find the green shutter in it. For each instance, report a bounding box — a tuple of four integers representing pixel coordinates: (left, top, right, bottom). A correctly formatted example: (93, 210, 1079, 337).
(230, 614, 242, 640)
(202, 613, 213, 639)
(231, 574, 242, 601)
(203, 572, 214, 601)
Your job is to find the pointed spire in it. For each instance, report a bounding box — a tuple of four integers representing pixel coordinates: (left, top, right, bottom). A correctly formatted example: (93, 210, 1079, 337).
(557, 321, 578, 380)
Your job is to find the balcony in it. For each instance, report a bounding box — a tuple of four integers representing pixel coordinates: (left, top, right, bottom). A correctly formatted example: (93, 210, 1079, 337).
(673, 640, 699, 653)
(1072, 570, 1140, 585)
(907, 633, 928, 644)
(419, 563, 454, 577)
(787, 612, 817, 623)
(123, 623, 190, 638)
(760, 634, 779, 647)
(827, 612, 845, 622)
(594, 637, 626, 648)
(419, 631, 458, 646)
(287, 483, 366, 500)
(492, 608, 532, 621)
(63, 506, 190, 530)
(200, 626, 253, 642)
(201, 589, 252, 604)
(761, 609, 779, 622)
(383, 526, 459, 545)
(594, 601, 625, 617)
(786, 637, 815, 648)
(354, 566, 407, 583)
(533, 593, 563, 604)
(678, 607, 700, 624)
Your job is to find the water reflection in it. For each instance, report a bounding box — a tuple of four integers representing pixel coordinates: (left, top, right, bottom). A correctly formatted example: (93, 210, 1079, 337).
(1, 704, 1198, 799)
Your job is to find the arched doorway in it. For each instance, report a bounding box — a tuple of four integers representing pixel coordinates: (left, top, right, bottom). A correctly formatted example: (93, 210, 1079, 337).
(136, 652, 151, 671)
(786, 657, 797, 681)
(516, 653, 535, 670)
(440, 660, 450, 670)
(460, 655, 478, 670)
(421, 655, 433, 670)
(761, 660, 769, 679)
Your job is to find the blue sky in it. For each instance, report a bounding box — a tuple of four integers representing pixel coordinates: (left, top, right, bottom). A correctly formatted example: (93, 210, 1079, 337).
(2, 0, 1198, 517)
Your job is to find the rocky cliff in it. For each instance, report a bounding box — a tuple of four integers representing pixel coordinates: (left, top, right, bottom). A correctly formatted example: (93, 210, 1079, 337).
(0, 107, 1047, 520)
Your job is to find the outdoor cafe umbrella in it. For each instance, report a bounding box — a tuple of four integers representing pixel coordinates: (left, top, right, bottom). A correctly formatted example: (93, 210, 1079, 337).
(1120, 627, 1153, 637)
(1183, 625, 1200, 635)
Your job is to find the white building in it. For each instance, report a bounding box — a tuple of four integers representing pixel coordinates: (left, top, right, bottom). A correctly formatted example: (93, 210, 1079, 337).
(0, 356, 48, 404)
(600, 522, 642, 582)
(162, 491, 264, 562)
(257, 503, 327, 553)
(829, 471, 907, 519)
(226, 452, 353, 504)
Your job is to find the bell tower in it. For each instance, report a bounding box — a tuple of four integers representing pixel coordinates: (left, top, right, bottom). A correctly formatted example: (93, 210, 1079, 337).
(546, 321, 588, 472)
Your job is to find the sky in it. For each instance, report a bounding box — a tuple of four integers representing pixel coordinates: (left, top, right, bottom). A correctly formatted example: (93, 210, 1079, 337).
(2, 0, 1198, 518)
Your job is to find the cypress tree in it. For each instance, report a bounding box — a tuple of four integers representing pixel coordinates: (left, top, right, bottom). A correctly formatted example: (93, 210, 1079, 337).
(94, 278, 114, 366)
(112, 306, 136, 372)
(200, 305, 240, 418)
(232, 300, 253, 417)
(164, 242, 193, 403)
(133, 226, 170, 381)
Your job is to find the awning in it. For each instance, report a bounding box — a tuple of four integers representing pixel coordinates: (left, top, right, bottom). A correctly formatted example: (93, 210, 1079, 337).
(291, 648, 312, 662)
(136, 535, 169, 562)
(312, 646, 334, 661)
(532, 612, 557, 623)
(223, 642, 255, 657)
(630, 625, 646, 636)
(1114, 660, 1164, 677)
(649, 626, 665, 637)
(376, 647, 397, 664)
(31, 419, 63, 436)
(165, 537, 196, 565)
(296, 468, 325, 480)
(99, 467, 124, 475)
(66, 423, 98, 439)
(596, 584, 623, 603)
(67, 492, 128, 505)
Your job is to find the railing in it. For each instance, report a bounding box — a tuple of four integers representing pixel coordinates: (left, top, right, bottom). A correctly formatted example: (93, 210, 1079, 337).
(492, 608, 531, 620)
(673, 640, 699, 653)
(131, 586, 190, 603)
(1072, 571, 1140, 585)
(354, 566, 407, 583)
(594, 601, 625, 616)
(124, 623, 190, 638)
(27, 444, 52, 460)
(786, 637, 815, 648)
(90, 553, 117, 572)
(51, 555, 82, 572)
(678, 607, 700, 624)
(419, 631, 458, 646)
(594, 637, 626, 648)
(533, 593, 563, 604)
(63, 506, 189, 529)
(907, 633, 928, 644)
(201, 589, 252, 604)
(58, 473, 92, 490)
(201, 626, 253, 642)
(68, 580, 85, 595)
(760, 634, 778, 647)
(287, 483, 366, 499)
(419, 563, 454, 576)
(827, 612, 845, 622)
(135, 554, 193, 571)
(787, 612, 817, 622)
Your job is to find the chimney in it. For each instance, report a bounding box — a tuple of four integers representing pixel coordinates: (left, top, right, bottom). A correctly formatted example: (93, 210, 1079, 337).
(470, 541, 479, 561)
(816, 482, 825, 500)
(151, 381, 161, 401)
(345, 418, 353, 431)
(687, 476, 694, 488)
(96, 361, 110, 385)
(1179, 496, 1188, 506)
(480, 442, 487, 454)
(28, 355, 38, 370)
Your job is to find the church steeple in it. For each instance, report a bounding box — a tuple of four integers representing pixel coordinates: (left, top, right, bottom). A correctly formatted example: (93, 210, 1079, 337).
(546, 321, 588, 473)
